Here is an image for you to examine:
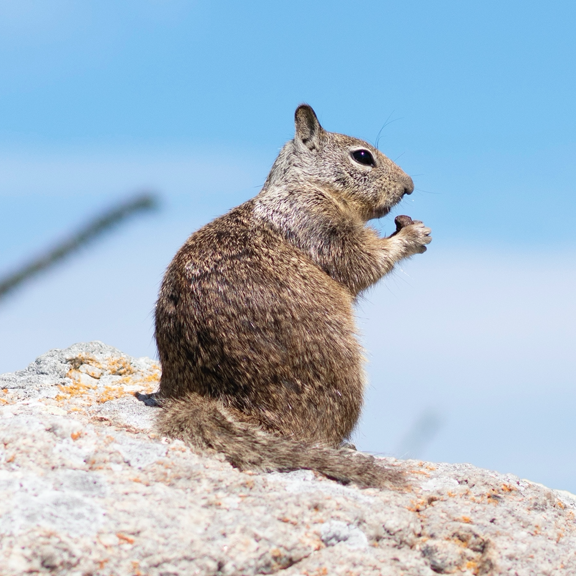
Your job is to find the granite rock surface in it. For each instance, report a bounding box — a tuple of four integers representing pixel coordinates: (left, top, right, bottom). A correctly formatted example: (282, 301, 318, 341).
(1, 342, 575, 575)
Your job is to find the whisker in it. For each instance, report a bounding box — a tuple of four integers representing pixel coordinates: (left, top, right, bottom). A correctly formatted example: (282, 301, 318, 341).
(374, 111, 403, 149)
(414, 187, 442, 195)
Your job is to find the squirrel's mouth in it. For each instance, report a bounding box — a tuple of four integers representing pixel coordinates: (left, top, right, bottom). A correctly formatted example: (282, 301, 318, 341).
(372, 205, 391, 219)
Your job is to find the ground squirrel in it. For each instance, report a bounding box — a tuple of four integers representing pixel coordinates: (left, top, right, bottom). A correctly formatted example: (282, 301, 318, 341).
(149, 105, 431, 488)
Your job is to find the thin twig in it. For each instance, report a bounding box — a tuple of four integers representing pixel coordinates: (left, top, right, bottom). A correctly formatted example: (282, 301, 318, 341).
(0, 192, 159, 301)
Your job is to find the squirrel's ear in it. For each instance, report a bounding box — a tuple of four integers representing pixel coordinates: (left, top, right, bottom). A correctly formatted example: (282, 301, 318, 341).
(295, 105, 324, 150)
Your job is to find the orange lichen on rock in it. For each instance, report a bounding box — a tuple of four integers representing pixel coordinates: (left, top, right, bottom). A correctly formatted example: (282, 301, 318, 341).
(409, 469, 431, 476)
(105, 357, 135, 376)
(53, 354, 160, 406)
(116, 533, 135, 545)
(56, 374, 97, 401)
(407, 498, 427, 513)
(97, 384, 130, 404)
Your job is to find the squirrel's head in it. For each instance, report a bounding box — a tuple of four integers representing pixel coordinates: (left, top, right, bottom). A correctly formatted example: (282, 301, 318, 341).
(290, 104, 414, 221)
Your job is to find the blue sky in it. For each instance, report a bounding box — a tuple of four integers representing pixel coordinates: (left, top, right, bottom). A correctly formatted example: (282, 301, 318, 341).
(1, 1, 575, 490)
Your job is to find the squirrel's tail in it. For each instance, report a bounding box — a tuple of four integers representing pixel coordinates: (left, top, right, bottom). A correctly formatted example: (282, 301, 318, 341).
(156, 393, 405, 489)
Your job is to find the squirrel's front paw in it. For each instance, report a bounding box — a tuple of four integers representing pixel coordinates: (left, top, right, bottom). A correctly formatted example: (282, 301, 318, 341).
(392, 215, 432, 255)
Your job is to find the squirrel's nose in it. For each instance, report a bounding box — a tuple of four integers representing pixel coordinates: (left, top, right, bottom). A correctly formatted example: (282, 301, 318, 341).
(402, 176, 414, 196)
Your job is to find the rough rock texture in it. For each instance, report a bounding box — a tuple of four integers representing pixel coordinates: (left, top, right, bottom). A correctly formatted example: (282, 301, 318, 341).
(1, 342, 575, 575)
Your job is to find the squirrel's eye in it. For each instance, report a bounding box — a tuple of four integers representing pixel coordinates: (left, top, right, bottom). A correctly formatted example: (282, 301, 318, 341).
(351, 149, 375, 167)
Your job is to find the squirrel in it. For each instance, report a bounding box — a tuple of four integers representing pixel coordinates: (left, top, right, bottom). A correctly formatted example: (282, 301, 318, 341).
(147, 105, 431, 488)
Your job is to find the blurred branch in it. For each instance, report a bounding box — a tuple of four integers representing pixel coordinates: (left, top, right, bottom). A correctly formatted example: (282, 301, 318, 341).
(0, 192, 159, 302)
(394, 409, 443, 460)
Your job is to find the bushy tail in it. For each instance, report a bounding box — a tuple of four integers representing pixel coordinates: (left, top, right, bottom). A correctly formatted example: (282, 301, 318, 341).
(156, 393, 405, 489)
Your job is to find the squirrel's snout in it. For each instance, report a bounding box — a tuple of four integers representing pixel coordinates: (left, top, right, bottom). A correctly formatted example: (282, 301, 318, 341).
(402, 176, 414, 196)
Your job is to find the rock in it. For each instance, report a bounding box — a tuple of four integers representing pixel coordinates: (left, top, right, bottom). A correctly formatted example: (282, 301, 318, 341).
(1, 342, 575, 575)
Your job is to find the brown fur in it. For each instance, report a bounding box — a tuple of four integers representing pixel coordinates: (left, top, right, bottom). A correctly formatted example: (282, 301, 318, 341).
(154, 105, 431, 488)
